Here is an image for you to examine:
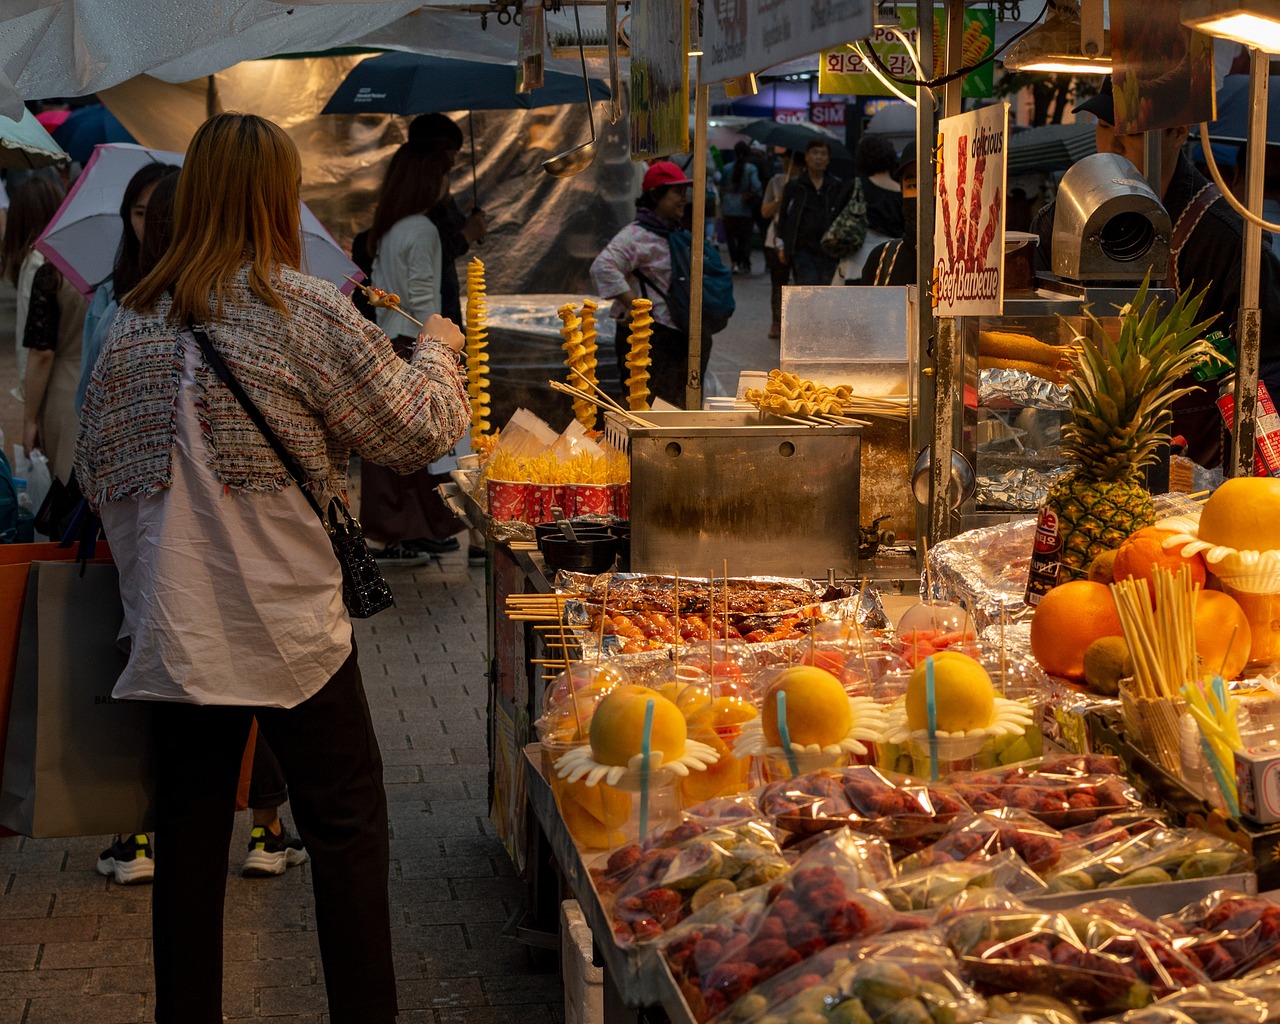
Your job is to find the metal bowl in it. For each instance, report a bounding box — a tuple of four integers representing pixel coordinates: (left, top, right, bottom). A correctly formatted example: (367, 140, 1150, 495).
(910, 446, 976, 509)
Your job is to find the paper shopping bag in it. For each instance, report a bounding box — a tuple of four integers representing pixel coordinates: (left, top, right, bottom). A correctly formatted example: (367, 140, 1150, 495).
(0, 560, 155, 837)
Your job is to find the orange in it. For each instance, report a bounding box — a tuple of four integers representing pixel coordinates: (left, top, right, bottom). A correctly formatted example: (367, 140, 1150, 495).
(1193, 590, 1252, 679)
(556, 777, 632, 848)
(1030, 580, 1124, 680)
(761, 666, 852, 748)
(589, 685, 687, 767)
(1197, 477, 1280, 552)
(905, 651, 995, 732)
(1112, 525, 1207, 597)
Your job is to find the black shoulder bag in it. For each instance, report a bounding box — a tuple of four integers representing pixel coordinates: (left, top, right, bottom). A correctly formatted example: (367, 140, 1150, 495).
(187, 319, 394, 618)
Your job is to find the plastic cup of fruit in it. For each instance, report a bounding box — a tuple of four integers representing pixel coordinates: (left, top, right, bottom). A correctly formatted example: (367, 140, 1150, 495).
(677, 680, 759, 804)
(1214, 571, 1280, 667)
(839, 650, 913, 697)
(760, 747, 847, 784)
(544, 662, 631, 707)
(553, 772, 681, 853)
(896, 600, 967, 634)
(681, 639, 759, 683)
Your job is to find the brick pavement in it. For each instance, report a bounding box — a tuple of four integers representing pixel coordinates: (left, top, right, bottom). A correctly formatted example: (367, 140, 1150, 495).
(0, 277, 565, 1023)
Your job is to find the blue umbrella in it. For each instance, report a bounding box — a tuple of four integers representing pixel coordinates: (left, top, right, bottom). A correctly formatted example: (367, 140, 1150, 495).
(51, 104, 135, 165)
(320, 52, 610, 115)
(0, 109, 70, 169)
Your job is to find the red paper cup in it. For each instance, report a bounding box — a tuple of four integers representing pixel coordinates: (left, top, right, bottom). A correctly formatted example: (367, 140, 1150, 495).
(569, 483, 613, 517)
(525, 483, 568, 524)
(487, 479, 530, 522)
(610, 482, 630, 520)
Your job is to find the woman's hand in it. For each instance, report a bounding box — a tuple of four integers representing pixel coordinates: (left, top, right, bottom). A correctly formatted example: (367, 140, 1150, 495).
(420, 314, 465, 353)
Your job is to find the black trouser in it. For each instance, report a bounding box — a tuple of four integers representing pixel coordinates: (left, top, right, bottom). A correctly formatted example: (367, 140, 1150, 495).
(766, 247, 790, 328)
(150, 645, 395, 1024)
(247, 732, 287, 810)
(615, 320, 711, 409)
(724, 215, 755, 269)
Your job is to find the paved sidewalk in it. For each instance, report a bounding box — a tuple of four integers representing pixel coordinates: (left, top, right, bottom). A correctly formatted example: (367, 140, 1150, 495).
(0, 552, 565, 1024)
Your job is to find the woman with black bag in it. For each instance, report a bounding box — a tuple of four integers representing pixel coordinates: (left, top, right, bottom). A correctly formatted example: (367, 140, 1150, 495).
(74, 113, 469, 1024)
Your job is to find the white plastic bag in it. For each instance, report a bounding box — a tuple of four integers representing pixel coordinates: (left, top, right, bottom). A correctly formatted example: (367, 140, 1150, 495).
(25, 449, 51, 517)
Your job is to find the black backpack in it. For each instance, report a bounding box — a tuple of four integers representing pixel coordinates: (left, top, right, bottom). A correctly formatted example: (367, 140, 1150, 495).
(635, 224, 735, 336)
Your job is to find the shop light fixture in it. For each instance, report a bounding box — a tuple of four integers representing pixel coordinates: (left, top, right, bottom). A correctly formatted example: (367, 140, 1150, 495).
(1002, 0, 1111, 75)
(1182, 1, 1280, 49)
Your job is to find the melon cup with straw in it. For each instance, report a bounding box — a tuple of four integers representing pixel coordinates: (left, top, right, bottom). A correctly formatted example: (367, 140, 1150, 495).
(554, 686, 718, 850)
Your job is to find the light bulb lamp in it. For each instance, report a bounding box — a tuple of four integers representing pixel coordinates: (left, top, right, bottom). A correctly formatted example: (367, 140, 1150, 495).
(1182, 0, 1280, 50)
(1001, 0, 1111, 75)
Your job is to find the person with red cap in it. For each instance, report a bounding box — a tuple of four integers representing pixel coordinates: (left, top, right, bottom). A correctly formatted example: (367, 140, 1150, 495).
(590, 160, 711, 407)
(1032, 76, 1280, 470)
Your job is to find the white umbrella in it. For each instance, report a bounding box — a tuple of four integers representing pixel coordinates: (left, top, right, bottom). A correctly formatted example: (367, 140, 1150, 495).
(34, 142, 361, 299)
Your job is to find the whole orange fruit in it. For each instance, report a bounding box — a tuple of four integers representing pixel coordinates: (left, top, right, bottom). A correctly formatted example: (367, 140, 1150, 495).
(1194, 589, 1252, 679)
(589, 685, 687, 767)
(1112, 525, 1207, 597)
(1030, 580, 1124, 680)
(761, 666, 852, 748)
(1197, 477, 1280, 551)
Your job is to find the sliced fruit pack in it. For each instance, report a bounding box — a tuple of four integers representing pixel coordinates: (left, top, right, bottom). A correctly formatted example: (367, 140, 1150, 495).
(589, 820, 789, 948)
(1045, 822, 1252, 894)
(1158, 891, 1280, 982)
(936, 889, 1209, 1015)
(709, 932, 985, 1024)
(946, 755, 1141, 829)
(897, 808, 1067, 875)
(757, 764, 970, 850)
(658, 828, 911, 1022)
(882, 847, 1049, 912)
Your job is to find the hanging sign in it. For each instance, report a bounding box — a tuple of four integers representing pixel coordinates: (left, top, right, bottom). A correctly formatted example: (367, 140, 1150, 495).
(630, 0, 690, 159)
(819, 8, 995, 99)
(1111, 0, 1215, 135)
(702, 0, 872, 84)
(933, 102, 1008, 316)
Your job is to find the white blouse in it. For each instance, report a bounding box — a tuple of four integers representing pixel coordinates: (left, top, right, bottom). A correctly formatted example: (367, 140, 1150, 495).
(101, 331, 352, 708)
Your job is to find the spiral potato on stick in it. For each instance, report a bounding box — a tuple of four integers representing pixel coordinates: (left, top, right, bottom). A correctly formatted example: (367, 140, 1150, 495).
(558, 303, 597, 429)
(624, 298, 653, 411)
(465, 257, 491, 441)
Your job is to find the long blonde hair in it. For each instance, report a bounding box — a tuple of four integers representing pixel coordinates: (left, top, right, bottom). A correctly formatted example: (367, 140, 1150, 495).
(125, 112, 303, 322)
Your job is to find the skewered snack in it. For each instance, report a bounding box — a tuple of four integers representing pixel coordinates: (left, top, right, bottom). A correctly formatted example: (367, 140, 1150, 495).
(344, 275, 423, 326)
(625, 298, 653, 411)
(558, 302, 598, 429)
(977, 329, 1076, 366)
(579, 299, 601, 418)
(588, 608, 815, 651)
(742, 369, 909, 420)
(977, 355, 1067, 386)
(464, 257, 491, 441)
(591, 574, 820, 615)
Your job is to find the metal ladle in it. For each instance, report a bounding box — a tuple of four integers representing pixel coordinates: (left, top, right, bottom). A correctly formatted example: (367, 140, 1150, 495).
(542, 2, 596, 178)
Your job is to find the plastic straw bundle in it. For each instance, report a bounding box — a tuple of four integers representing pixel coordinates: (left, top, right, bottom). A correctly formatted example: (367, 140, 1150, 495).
(625, 298, 653, 411)
(465, 257, 491, 442)
(559, 303, 597, 429)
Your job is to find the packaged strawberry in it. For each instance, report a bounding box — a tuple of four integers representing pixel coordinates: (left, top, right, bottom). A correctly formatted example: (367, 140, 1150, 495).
(710, 932, 985, 1024)
(658, 828, 908, 1022)
(680, 794, 764, 829)
(882, 847, 1049, 912)
(590, 821, 790, 948)
(1090, 965, 1280, 1024)
(897, 807, 1066, 875)
(938, 889, 1208, 1015)
(1045, 823, 1252, 895)
(946, 757, 1142, 829)
(1159, 891, 1280, 981)
(758, 764, 970, 851)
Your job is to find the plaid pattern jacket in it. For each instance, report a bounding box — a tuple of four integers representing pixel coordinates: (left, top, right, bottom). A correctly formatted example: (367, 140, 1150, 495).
(75, 266, 470, 509)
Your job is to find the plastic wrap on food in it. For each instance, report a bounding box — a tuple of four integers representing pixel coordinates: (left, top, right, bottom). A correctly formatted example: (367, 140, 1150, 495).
(884, 847, 1049, 912)
(980, 368, 1073, 411)
(1159, 890, 1280, 981)
(926, 492, 1214, 627)
(945, 754, 1143, 829)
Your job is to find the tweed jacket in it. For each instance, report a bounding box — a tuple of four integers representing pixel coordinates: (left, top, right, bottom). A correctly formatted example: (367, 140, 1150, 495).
(74, 265, 470, 510)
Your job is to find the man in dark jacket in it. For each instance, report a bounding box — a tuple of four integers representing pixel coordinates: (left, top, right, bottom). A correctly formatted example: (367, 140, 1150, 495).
(777, 137, 845, 285)
(1032, 77, 1280, 470)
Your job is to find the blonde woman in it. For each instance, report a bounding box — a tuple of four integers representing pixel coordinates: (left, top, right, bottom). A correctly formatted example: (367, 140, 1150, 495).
(75, 113, 469, 1024)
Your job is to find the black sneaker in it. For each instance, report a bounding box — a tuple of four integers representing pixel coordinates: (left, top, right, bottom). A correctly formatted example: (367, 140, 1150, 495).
(97, 833, 155, 885)
(243, 825, 309, 877)
(370, 542, 432, 566)
(408, 536, 460, 554)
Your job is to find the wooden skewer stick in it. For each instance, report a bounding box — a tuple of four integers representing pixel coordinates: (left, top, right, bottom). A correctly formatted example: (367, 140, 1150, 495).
(343, 275, 424, 327)
(567, 367, 659, 427)
(549, 380, 654, 430)
(596, 579, 610, 663)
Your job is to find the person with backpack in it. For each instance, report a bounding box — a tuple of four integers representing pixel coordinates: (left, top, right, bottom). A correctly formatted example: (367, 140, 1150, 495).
(777, 137, 846, 286)
(590, 161, 734, 408)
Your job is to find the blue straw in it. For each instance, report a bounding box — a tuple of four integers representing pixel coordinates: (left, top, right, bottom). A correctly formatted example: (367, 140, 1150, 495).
(926, 656, 939, 782)
(1199, 733, 1240, 818)
(1212, 674, 1230, 715)
(639, 699, 655, 839)
(776, 690, 800, 778)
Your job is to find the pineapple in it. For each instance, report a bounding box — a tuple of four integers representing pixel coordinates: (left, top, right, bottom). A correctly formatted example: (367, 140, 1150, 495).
(1045, 275, 1216, 580)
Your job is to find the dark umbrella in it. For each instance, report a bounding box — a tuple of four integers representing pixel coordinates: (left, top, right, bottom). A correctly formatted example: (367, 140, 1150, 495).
(1006, 122, 1096, 175)
(1201, 73, 1280, 145)
(51, 104, 135, 165)
(739, 119, 851, 162)
(320, 52, 610, 116)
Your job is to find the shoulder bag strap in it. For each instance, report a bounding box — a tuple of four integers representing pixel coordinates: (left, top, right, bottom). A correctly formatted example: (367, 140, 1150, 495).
(1164, 181, 1221, 294)
(186, 318, 328, 524)
(876, 240, 904, 286)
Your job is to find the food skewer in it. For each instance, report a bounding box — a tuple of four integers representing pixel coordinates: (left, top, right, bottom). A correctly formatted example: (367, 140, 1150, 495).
(344, 275, 424, 328)
(567, 366, 661, 428)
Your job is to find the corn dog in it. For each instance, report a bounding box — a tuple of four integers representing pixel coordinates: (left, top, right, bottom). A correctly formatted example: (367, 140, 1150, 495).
(978, 329, 1077, 366)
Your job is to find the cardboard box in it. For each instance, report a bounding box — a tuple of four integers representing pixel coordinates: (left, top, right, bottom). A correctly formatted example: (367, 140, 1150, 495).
(1236, 746, 1280, 825)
